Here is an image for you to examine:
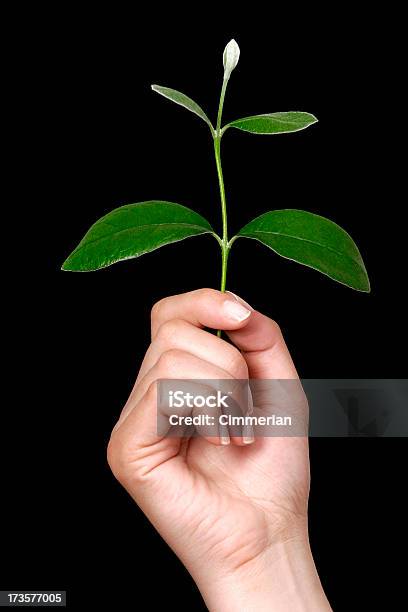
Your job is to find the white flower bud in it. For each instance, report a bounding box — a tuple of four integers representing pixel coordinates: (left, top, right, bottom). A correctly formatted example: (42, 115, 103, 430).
(223, 39, 240, 80)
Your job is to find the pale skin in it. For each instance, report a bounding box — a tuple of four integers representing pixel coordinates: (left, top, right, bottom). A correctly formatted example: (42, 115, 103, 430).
(107, 288, 332, 611)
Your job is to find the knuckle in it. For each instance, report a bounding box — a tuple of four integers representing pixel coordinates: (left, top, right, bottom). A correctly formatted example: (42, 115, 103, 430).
(157, 348, 184, 373)
(270, 319, 283, 341)
(147, 379, 159, 402)
(106, 434, 127, 483)
(151, 297, 167, 322)
(107, 435, 146, 487)
(107, 383, 159, 487)
(156, 318, 186, 345)
(263, 318, 286, 354)
(143, 380, 159, 407)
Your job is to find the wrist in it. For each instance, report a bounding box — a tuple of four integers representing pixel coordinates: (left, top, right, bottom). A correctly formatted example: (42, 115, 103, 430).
(195, 530, 331, 612)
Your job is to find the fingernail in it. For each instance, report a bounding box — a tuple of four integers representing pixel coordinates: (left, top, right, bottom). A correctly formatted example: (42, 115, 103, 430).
(246, 388, 254, 416)
(223, 299, 251, 322)
(243, 424, 255, 445)
(226, 291, 254, 311)
(219, 423, 230, 445)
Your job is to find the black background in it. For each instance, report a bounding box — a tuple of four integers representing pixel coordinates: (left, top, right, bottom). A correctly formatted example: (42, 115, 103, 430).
(2, 6, 406, 610)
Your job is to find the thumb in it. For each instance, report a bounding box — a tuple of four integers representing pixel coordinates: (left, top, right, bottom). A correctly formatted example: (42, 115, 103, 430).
(225, 293, 298, 380)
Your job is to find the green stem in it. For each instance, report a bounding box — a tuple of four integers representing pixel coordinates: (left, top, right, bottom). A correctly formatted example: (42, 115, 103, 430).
(214, 77, 230, 337)
(216, 78, 228, 136)
(214, 138, 228, 269)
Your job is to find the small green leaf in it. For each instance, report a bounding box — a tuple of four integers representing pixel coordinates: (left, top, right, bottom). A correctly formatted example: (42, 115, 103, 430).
(234, 209, 370, 291)
(225, 112, 318, 135)
(62, 201, 218, 271)
(151, 85, 213, 131)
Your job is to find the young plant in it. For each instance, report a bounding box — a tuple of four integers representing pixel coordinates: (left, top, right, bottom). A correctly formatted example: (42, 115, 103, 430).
(62, 40, 370, 320)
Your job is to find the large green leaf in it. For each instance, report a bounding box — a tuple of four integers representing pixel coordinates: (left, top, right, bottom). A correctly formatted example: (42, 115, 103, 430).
(151, 85, 213, 130)
(62, 201, 217, 271)
(225, 112, 318, 135)
(234, 209, 370, 291)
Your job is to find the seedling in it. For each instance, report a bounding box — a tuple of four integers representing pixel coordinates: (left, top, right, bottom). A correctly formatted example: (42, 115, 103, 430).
(62, 40, 370, 322)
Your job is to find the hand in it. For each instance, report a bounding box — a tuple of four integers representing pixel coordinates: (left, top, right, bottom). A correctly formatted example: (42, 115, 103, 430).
(108, 289, 331, 611)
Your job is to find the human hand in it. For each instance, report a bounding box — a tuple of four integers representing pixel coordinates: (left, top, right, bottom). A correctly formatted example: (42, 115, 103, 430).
(108, 289, 331, 611)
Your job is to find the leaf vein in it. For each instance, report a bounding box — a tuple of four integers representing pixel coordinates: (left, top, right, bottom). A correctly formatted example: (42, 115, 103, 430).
(74, 223, 212, 253)
(242, 230, 362, 265)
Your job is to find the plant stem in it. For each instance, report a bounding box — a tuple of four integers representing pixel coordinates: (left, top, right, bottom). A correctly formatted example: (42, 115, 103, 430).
(214, 77, 230, 337)
(214, 137, 229, 286)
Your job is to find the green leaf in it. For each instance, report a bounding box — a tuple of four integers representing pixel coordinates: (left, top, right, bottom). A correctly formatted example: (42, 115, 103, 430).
(225, 112, 318, 135)
(62, 201, 217, 271)
(234, 209, 370, 291)
(151, 85, 213, 131)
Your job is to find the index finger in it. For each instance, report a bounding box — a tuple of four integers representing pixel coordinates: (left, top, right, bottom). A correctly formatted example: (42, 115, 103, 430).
(150, 288, 298, 380)
(151, 288, 252, 338)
